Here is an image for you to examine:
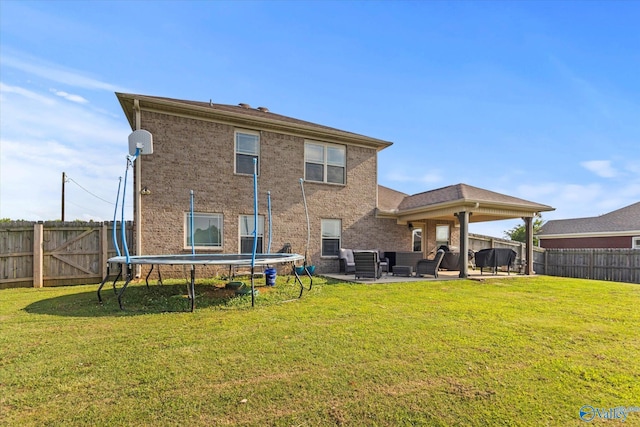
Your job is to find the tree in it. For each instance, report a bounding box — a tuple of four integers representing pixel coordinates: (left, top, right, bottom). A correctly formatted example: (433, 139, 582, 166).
(504, 216, 545, 245)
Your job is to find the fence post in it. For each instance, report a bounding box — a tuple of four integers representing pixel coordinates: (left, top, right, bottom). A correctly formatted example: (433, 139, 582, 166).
(101, 222, 109, 280)
(33, 222, 44, 288)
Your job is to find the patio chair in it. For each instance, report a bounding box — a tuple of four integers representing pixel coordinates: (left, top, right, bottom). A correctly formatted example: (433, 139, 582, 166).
(376, 249, 389, 274)
(353, 250, 382, 280)
(415, 249, 445, 278)
(339, 248, 356, 273)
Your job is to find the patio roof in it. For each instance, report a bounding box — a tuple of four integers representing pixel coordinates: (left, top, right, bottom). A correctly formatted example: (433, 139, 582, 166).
(377, 183, 554, 224)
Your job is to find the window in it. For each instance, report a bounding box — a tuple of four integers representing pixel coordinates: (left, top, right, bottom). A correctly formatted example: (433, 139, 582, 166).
(185, 213, 223, 248)
(321, 219, 341, 257)
(305, 141, 346, 184)
(235, 130, 259, 175)
(239, 215, 264, 253)
(412, 229, 422, 252)
(633, 237, 640, 249)
(435, 224, 450, 248)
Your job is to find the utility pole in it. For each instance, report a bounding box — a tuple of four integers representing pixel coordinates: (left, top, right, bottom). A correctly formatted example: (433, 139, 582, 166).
(61, 172, 66, 221)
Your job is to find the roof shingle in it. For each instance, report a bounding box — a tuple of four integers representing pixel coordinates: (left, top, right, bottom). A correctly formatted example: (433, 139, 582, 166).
(539, 202, 640, 235)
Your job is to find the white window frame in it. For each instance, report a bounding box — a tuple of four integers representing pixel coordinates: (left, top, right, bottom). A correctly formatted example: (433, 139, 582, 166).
(435, 224, 450, 248)
(412, 229, 422, 252)
(304, 141, 346, 185)
(184, 212, 223, 249)
(633, 236, 640, 249)
(321, 219, 342, 257)
(235, 129, 260, 175)
(239, 215, 265, 253)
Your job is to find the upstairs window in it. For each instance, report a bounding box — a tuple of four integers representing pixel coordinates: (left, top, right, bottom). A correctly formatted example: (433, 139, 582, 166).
(185, 213, 223, 249)
(305, 141, 346, 184)
(235, 130, 260, 175)
(321, 219, 341, 257)
(239, 215, 264, 253)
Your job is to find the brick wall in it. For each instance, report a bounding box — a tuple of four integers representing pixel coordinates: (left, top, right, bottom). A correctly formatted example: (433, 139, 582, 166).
(135, 110, 410, 275)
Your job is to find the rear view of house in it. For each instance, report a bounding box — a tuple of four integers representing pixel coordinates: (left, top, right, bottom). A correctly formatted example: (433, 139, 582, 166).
(116, 93, 412, 273)
(116, 93, 553, 276)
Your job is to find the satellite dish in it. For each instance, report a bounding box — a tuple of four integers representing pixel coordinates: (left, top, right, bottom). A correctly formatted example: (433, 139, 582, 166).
(128, 129, 153, 156)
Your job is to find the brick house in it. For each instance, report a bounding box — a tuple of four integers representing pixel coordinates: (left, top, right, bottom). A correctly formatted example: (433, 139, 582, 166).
(116, 93, 553, 276)
(538, 202, 640, 249)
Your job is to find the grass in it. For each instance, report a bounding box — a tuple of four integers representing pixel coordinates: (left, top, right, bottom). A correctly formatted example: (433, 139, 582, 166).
(1, 275, 639, 426)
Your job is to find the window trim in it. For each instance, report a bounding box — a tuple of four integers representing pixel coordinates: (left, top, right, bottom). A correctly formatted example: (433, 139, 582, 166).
(234, 129, 260, 176)
(184, 212, 223, 250)
(321, 218, 342, 258)
(435, 224, 450, 248)
(239, 214, 265, 254)
(304, 140, 346, 185)
(633, 236, 640, 249)
(412, 229, 422, 252)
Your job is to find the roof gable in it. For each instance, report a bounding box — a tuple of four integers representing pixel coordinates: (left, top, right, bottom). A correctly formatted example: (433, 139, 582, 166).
(377, 183, 554, 224)
(116, 92, 393, 150)
(397, 183, 552, 212)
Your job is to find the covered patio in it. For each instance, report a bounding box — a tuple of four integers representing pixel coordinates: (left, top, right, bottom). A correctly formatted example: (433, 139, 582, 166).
(323, 268, 530, 284)
(377, 183, 554, 278)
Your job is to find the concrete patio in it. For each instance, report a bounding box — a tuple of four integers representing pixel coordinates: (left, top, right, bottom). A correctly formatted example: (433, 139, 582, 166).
(321, 268, 529, 284)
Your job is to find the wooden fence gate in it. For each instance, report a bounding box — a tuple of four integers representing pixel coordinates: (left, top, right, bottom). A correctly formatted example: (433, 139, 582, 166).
(0, 221, 132, 288)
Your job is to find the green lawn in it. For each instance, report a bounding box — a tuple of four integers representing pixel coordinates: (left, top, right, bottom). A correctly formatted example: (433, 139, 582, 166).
(1, 276, 639, 426)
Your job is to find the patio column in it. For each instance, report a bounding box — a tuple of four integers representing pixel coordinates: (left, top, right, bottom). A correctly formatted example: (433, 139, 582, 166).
(524, 216, 534, 275)
(455, 211, 469, 278)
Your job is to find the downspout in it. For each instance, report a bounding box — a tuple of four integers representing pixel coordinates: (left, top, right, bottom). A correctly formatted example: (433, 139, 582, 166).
(134, 99, 142, 277)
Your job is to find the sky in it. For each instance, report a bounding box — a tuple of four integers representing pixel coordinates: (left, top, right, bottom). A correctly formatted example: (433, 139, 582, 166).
(1, 0, 639, 238)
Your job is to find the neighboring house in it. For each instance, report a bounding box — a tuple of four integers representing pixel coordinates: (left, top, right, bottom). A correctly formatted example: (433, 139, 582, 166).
(537, 202, 640, 249)
(116, 93, 553, 276)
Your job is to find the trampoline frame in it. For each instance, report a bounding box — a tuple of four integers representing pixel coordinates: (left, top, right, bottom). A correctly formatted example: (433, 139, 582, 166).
(99, 144, 314, 312)
(97, 253, 309, 311)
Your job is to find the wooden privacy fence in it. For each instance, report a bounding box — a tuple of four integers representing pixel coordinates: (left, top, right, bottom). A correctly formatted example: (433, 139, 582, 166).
(469, 233, 546, 273)
(0, 221, 132, 288)
(543, 248, 640, 284)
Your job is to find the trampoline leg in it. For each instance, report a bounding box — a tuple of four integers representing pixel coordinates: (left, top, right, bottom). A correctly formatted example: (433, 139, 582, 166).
(98, 264, 122, 304)
(304, 267, 313, 291)
(117, 264, 133, 310)
(189, 265, 195, 312)
(292, 268, 305, 299)
(145, 264, 155, 288)
(97, 263, 110, 304)
(112, 264, 123, 295)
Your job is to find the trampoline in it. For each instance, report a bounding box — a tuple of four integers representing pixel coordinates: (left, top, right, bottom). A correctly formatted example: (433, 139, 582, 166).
(97, 253, 307, 311)
(98, 141, 312, 312)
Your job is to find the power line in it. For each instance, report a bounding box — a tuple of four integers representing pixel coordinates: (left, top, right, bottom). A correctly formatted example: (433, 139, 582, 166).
(66, 175, 131, 207)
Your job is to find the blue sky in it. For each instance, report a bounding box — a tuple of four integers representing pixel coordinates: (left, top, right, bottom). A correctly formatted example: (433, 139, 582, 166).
(1, 0, 639, 237)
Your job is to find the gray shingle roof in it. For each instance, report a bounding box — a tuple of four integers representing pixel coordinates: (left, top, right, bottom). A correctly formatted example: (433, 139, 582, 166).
(538, 202, 640, 235)
(396, 183, 552, 212)
(116, 92, 393, 149)
(377, 185, 409, 212)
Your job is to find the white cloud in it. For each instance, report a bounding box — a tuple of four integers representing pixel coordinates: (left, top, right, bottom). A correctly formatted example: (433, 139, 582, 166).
(50, 88, 89, 104)
(0, 82, 131, 221)
(386, 170, 443, 185)
(0, 82, 55, 105)
(581, 160, 617, 178)
(2, 51, 127, 92)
